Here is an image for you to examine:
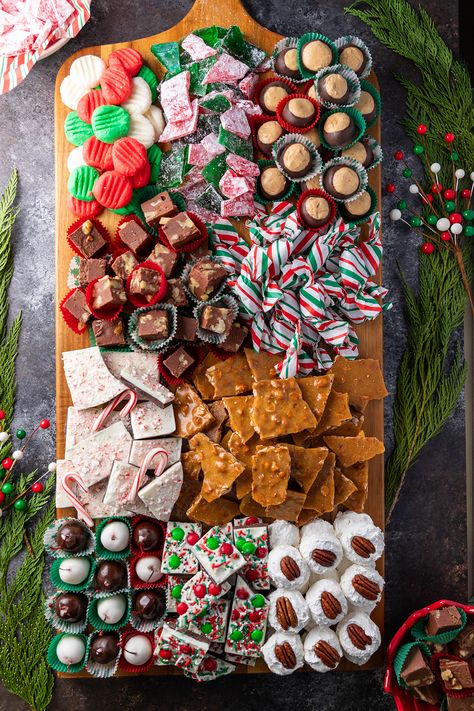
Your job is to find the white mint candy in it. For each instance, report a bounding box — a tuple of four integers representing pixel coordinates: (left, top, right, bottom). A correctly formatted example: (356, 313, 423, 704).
(135, 555, 162, 583)
(145, 105, 165, 140)
(70, 55, 106, 90)
(437, 217, 451, 231)
(97, 594, 127, 624)
(127, 114, 155, 148)
(58, 557, 91, 585)
(100, 520, 130, 552)
(56, 634, 86, 666)
(121, 77, 152, 115)
(67, 146, 86, 173)
(123, 634, 153, 666)
(60, 75, 88, 110)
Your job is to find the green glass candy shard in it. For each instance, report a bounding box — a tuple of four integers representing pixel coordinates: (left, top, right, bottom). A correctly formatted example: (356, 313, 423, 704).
(200, 94, 232, 113)
(91, 105, 130, 144)
(195, 184, 223, 214)
(186, 56, 217, 96)
(151, 41, 181, 74)
(64, 111, 94, 146)
(137, 65, 159, 102)
(147, 144, 162, 184)
(218, 126, 253, 160)
(67, 165, 99, 202)
(221, 25, 267, 68)
(158, 148, 187, 189)
(201, 151, 229, 189)
(192, 25, 228, 49)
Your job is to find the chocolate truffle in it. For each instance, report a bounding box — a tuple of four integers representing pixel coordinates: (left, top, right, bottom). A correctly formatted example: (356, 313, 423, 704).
(54, 592, 88, 622)
(299, 194, 332, 228)
(133, 520, 162, 551)
(133, 589, 166, 621)
(56, 521, 89, 553)
(341, 140, 374, 168)
(95, 560, 127, 593)
(137, 309, 169, 342)
(317, 73, 350, 105)
(355, 90, 377, 124)
(256, 120, 284, 157)
(90, 632, 120, 664)
(257, 166, 291, 201)
(274, 47, 302, 80)
(340, 190, 372, 221)
(299, 39, 333, 74)
(303, 127, 322, 150)
(92, 318, 126, 347)
(278, 142, 313, 179)
(58, 557, 91, 586)
(339, 44, 368, 77)
(323, 165, 361, 200)
(258, 81, 292, 115)
(322, 112, 358, 148)
(281, 97, 316, 129)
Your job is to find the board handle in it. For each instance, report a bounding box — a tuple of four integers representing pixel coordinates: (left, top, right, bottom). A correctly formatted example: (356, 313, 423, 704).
(176, 0, 270, 36)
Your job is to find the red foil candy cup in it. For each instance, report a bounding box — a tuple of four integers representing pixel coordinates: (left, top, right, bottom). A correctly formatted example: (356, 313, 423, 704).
(66, 216, 111, 257)
(385, 599, 474, 711)
(276, 93, 321, 134)
(125, 261, 167, 308)
(249, 113, 288, 158)
(130, 516, 166, 556)
(85, 276, 126, 321)
(66, 193, 103, 219)
(158, 212, 208, 255)
(59, 288, 90, 335)
(118, 630, 156, 674)
(252, 76, 298, 116)
(296, 189, 337, 233)
(129, 551, 168, 591)
(157, 344, 205, 387)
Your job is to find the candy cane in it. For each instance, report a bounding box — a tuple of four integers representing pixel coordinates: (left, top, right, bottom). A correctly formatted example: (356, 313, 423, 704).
(126, 447, 168, 504)
(61, 472, 94, 528)
(92, 389, 137, 433)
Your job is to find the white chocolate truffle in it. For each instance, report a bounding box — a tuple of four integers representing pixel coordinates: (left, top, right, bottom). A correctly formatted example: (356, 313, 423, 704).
(268, 589, 311, 633)
(340, 564, 384, 613)
(334, 511, 384, 566)
(305, 578, 348, 626)
(56, 634, 86, 666)
(96, 594, 127, 624)
(268, 545, 310, 590)
(58, 557, 91, 585)
(269, 520, 300, 549)
(135, 555, 162, 583)
(304, 626, 343, 672)
(261, 632, 304, 675)
(100, 521, 130, 552)
(123, 634, 153, 666)
(336, 611, 381, 665)
(299, 520, 343, 575)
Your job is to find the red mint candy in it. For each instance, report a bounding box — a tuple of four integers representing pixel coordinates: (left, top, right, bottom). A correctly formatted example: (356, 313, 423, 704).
(92, 170, 132, 209)
(248, 611, 260, 623)
(186, 532, 199, 545)
(193, 584, 206, 599)
(100, 65, 132, 105)
(219, 542, 233, 556)
(131, 161, 151, 189)
(77, 89, 107, 124)
(159, 649, 172, 660)
(83, 136, 114, 171)
(176, 602, 188, 615)
(245, 517, 259, 525)
(67, 193, 103, 218)
(231, 609, 240, 621)
(179, 644, 192, 654)
(112, 137, 148, 177)
(236, 588, 249, 600)
(208, 583, 221, 596)
(203, 658, 218, 672)
(245, 569, 259, 582)
(255, 546, 267, 559)
(108, 47, 143, 76)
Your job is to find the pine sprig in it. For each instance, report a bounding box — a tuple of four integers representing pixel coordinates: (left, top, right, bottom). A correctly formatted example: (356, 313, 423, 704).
(346, 0, 473, 517)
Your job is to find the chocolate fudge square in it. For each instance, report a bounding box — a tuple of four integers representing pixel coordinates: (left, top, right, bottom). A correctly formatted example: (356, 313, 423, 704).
(426, 605, 462, 637)
(146, 243, 179, 277)
(91, 276, 127, 311)
(92, 318, 126, 346)
(187, 258, 227, 301)
(219, 322, 248, 352)
(63, 289, 91, 325)
(69, 219, 107, 258)
(79, 258, 107, 285)
(453, 624, 474, 660)
(137, 309, 169, 342)
(117, 219, 153, 255)
(413, 683, 443, 705)
(400, 647, 435, 688)
(166, 279, 189, 308)
(141, 191, 177, 230)
(447, 695, 474, 710)
(439, 658, 474, 690)
(200, 305, 234, 336)
(163, 346, 196, 378)
(162, 212, 200, 249)
(129, 267, 163, 302)
(111, 250, 138, 279)
(176, 315, 198, 342)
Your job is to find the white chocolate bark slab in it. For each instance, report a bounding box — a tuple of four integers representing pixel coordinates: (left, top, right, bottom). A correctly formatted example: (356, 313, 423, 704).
(62, 347, 126, 410)
(130, 401, 176, 439)
(138, 462, 183, 521)
(67, 421, 132, 488)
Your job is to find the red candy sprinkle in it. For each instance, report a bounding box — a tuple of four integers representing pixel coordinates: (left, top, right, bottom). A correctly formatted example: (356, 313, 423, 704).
(77, 89, 107, 124)
(159, 649, 172, 660)
(83, 136, 114, 171)
(108, 47, 143, 76)
(176, 602, 188, 615)
(112, 137, 148, 177)
(450, 213, 462, 224)
(31, 482, 44, 493)
(100, 65, 132, 105)
(386, 183, 396, 194)
(193, 584, 206, 599)
(461, 189, 471, 199)
(219, 542, 233, 556)
(179, 644, 192, 654)
(67, 194, 103, 218)
(443, 188, 456, 200)
(40, 419, 50, 429)
(203, 658, 218, 672)
(245, 569, 259, 582)
(393, 150, 404, 160)
(93, 170, 132, 209)
(248, 611, 261, 623)
(445, 132, 455, 143)
(421, 242, 434, 254)
(255, 546, 267, 559)
(440, 232, 451, 242)
(417, 124, 427, 135)
(208, 583, 221, 596)
(245, 517, 259, 525)
(236, 587, 249, 600)
(231, 609, 240, 621)
(186, 532, 199, 545)
(2, 457, 13, 470)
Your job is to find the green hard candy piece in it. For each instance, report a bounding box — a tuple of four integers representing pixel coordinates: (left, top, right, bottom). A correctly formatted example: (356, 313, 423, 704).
(171, 526, 184, 541)
(171, 584, 183, 600)
(187, 56, 217, 96)
(242, 541, 256, 555)
(218, 126, 253, 160)
(92, 105, 130, 144)
(450, 151, 459, 161)
(427, 214, 437, 225)
(207, 536, 219, 550)
(230, 629, 243, 642)
(465, 226, 474, 237)
(151, 41, 181, 74)
(64, 111, 94, 146)
(251, 594, 265, 609)
(147, 144, 162, 183)
(168, 554, 181, 569)
(67, 165, 99, 202)
(250, 629, 263, 643)
(200, 94, 232, 113)
(200, 622, 213, 635)
(463, 209, 474, 221)
(193, 25, 227, 49)
(137, 65, 158, 103)
(158, 148, 187, 189)
(221, 25, 266, 68)
(201, 151, 229, 189)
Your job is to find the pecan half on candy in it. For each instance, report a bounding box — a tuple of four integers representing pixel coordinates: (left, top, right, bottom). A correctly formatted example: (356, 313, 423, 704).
(275, 641, 297, 669)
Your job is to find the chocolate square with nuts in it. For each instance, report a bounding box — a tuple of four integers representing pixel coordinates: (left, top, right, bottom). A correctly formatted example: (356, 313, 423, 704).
(162, 212, 200, 248)
(141, 191, 177, 230)
(137, 309, 169, 341)
(63, 289, 91, 325)
(69, 219, 107, 258)
(117, 219, 153, 255)
(200, 305, 234, 336)
(92, 318, 126, 346)
(91, 276, 126, 311)
(111, 250, 138, 279)
(426, 606, 462, 637)
(129, 267, 163, 302)
(187, 258, 227, 301)
(79, 258, 107, 285)
(146, 243, 179, 277)
(165, 279, 189, 307)
(163, 346, 196, 378)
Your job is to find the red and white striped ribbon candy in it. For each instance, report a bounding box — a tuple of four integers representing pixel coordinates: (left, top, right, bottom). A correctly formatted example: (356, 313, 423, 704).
(126, 447, 169, 504)
(61, 472, 94, 528)
(92, 389, 137, 433)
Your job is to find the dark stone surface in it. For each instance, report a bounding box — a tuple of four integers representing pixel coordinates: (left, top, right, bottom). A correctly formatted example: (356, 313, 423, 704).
(0, 1, 466, 710)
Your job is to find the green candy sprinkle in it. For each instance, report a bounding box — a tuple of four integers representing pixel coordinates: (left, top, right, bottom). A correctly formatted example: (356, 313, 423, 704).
(168, 554, 181, 569)
(92, 105, 130, 144)
(171, 584, 183, 600)
(64, 111, 94, 146)
(251, 594, 265, 609)
(200, 622, 213, 635)
(230, 630, 243, 642)
(207, 536, 219, 550)
(171, 527, 184, 542)
(242, 542, 256, 555)
(67, 165, 99, 202)
(250, 629, 263, 643)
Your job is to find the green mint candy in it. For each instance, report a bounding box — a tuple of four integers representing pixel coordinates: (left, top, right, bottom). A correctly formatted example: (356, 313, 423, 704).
(207, 536, 219, 550)
(200, 94, 232, 113)
(230, 629, 243, 642)
(171, 584, 183, 600)
(92, 105, 130, 144)
(171, 526, 184, 541)
(147, 144, 162, 183)
(64, 111, 94, 146)
(192, 25, 227, 49)
(221, 25, 266, 68)
(168, 554, 181, 569)
(137, 65, 158, 103)
(67, 165, 99, 202)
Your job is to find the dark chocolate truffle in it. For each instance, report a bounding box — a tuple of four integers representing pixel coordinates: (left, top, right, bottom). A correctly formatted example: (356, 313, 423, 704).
(133, 589, 166, 621)
(258, 81, 292, 115)
(355, 90, 376, 124)
(133, 520, 162, 551)
(95, 560, 127, 593)
(323, 165, 361, 200)
(256, 120, 284, 157)
(317, 73, 350, 105)
(341, 140, 374, 168)
(339, 44, 368, 77)
(278, 142, 313, 179)
(299, 194, 332, 228)
(56, 521, 89, 553)
(281, 97, 316, 129)
(322, 112, 358, 148)
(54, 592, 88, 622)
(90, 632, 120, 664)
(299, 39, 333, 74)
(339, 190, 372, 220)
(274, 47, 302, 80)
(257, 166, 291, 201)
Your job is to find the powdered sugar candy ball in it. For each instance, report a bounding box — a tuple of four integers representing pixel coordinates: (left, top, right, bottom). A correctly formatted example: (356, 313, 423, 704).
(268, 545, 309, 590)
(268, 589, 310, 633)
(269, 520, 300, 549)
(305, 578, 348, 626)
(261, 632, 304, 675)
(339, 564, 384, 613)
(304, 626, 342, 672)
(336, 611, 381, 665)
(334, 511, 384, 566)
(299, 519, 343, 575)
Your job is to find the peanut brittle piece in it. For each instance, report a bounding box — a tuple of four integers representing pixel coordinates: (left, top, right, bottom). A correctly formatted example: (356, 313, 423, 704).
(172, 478, 203, 521)
(333, 468, 358, 507)
(285, 444, 329, 493)
(235, 470, 253, 499)
(291, 429, 313, 446)
(324, 409, 365, 437)
(252, 444, 291, 507)
(174, 383, 215, 438)
(341, 461, 369, 513)
(190, 433, 244, 502)
(223, 395, 255, 443)
(192, 351, 221, 400)
(323, 433, 385, 468)
(329, 356, 388, 411)
(187, 494, 240, 526)
(265, 490, 307, 522)
(251, 378, 317, 439)
(228, 432, 270, 500)
(206, 352, 253, 397)
(244, 348, 280, 381)
(239, 493, 270, 520)
(182, 450, 202, 480)
(296, 508, 318, 526)
(297, 374, 334, 424)
(314, 390, 352, 436)
(204, 400, 229, 443)
(304, 451, 335, 514)
(220, 429, 233, 450)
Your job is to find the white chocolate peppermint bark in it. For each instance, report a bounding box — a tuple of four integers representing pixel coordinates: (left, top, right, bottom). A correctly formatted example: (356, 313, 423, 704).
(130, 401, 176, 439)
(137, 462, 183, 521)
(55, 459, 114, 518)
(184, 654, 235, 681)
(193, 526, 245, 585)
(62, 347, 126, 410)
(65, 405, 128, 457)
(121, 368, 174, 408)
(129, 438, 182, 469)
(67, 421, 132, 488)
(188, 600, 230, 642)
(225, 576, 268, 658)
(103, 461, 152, 517)
(155, 622, 209, 672)
(162, 522, 201, 575)
(233, 525, 269, 590)
(102, 351, 160, 389)
(176, 571, 231, 626)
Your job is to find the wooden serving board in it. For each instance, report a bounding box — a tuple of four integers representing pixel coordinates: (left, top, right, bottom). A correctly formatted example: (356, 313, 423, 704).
(55, 0, 384, 675)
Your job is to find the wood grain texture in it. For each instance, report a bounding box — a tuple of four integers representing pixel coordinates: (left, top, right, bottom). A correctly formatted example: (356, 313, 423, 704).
(55, 0, 383, 675)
